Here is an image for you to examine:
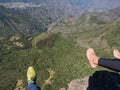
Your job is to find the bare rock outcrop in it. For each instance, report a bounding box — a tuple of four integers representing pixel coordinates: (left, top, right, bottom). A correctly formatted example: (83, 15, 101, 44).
(14, 80, 26, 90)
(67, 70, 120, 90)
(68, 76, 89, 90)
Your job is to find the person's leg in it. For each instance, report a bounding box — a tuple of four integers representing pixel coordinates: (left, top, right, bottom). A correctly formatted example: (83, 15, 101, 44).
(28, 83, 41, 90)
(86, 48, 120, 72)
(27, 66, 41, 90)
(98, 58, 120, 72)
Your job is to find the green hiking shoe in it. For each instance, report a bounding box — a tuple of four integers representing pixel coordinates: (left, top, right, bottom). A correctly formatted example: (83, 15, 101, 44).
(27, 66, 36, 83)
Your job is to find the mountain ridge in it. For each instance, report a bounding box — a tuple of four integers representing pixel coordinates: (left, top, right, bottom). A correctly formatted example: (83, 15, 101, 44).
(1, 0, 120, 15)
(1, 0, 120, 90)
(0, 0, 120, 37)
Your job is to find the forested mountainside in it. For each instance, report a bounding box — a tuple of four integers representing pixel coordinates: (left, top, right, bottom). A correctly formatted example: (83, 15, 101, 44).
(0, 0, 120, 90)
(0, 0, 120, 37)
(1, 4, 120, 90)
(48, 6, 120, 33)
(48, 6, 120, 54)
(0, 6, 46, 36)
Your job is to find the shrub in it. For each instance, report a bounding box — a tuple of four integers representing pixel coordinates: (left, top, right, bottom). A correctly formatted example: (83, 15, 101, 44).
(35, 33, 59, 49)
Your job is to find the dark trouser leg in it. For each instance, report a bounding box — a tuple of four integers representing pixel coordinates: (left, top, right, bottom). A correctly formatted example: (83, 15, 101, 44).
(98, 58, 120, 72)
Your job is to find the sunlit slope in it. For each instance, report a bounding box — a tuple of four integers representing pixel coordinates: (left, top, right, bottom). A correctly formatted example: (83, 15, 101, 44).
(1, 9, 120, 90)
(48, 11, 120, 51)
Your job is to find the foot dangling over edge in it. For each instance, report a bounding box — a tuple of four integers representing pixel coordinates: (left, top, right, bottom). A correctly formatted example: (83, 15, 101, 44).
(86, 48, 99, 68)
(113, 49, 120, 59)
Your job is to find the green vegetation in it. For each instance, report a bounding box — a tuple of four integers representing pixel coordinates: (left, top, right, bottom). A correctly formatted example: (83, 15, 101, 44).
(1, 26, 119, 89)
(32, 32, 59, 49)
(89, 15, 106, 24)
(0, 6, 47, 37)
(1, 6, 120, 90)
(0, 33, 93, 90)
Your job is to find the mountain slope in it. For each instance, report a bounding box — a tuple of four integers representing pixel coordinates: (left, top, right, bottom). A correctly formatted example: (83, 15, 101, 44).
(1, 0, 120, 16)
(1, 9, 120, 90)
(48, 6, 120, 51)
(1, 1, 120, 90)
(1, 21, 120, 90)
(0, 33, 88, 90)
(0, 6, 45, 36)
(0, 0, 120, 37)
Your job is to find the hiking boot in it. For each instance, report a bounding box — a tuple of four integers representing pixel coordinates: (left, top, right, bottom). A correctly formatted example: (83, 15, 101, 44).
(27, 66, 36, 83)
